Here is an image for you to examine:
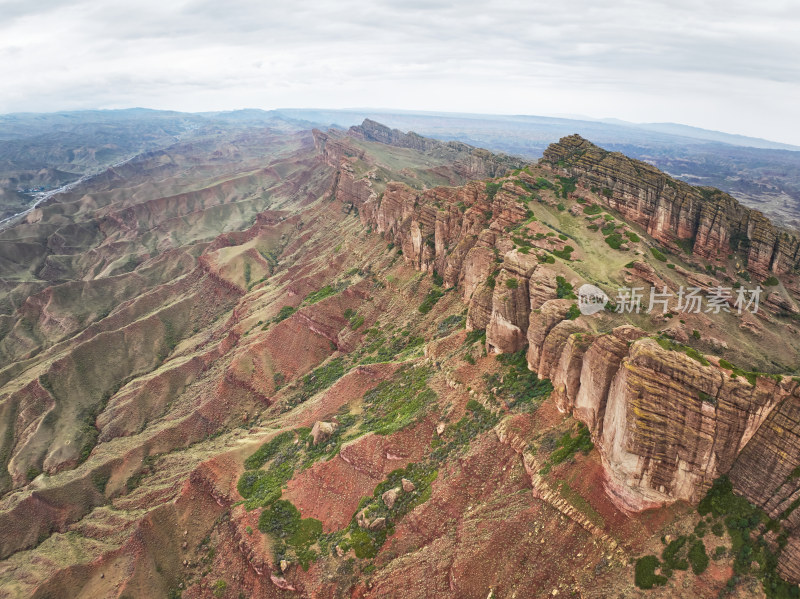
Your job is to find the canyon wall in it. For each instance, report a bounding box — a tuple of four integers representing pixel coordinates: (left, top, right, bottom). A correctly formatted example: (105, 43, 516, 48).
(320, 132, 800, 577)
(543, 134, 800, 278)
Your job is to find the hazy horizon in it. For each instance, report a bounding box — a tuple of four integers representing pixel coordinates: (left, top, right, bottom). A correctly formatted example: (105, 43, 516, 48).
(1, 1, 798, 145)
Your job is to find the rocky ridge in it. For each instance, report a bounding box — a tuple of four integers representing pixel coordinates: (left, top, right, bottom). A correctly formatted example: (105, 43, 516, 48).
(1, 124, 799, 597)
(321, 130, 800, 578)
(349, 118, 525, 179)
(543, 134, 800, 278)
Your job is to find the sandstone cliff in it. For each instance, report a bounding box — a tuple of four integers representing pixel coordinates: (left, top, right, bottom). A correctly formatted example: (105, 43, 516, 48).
(321, 130, 800, 511)
(303, 129, 800, 582)
(543, 134, 800, 278)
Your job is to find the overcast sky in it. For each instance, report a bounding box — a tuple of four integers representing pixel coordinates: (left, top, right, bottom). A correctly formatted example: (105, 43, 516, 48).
(1, 0, 798, 144)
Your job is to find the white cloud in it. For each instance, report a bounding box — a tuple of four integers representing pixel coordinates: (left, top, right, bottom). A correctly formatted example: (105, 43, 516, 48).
(0, 0, 798, 144)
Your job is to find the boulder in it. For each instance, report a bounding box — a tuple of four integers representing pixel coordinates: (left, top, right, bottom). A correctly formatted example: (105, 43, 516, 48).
(382, 487, 400, 509)
(310, 421, 338, 445)
(368, 517, 387, 531)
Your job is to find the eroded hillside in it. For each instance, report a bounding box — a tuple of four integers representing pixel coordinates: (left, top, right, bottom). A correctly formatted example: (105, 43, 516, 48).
(0, 122, 799, 599)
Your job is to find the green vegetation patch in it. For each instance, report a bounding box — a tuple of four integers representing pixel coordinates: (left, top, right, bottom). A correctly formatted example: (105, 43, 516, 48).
(698, 476, 799, 597)
(350, 323, 425, 365)
(538, 422, 593, 475)
(556, 176, 577, 199)
(418, 288, 445, 314)
(484, 350, 553, 411)
(650, 247, 667, 262)
(430, 399, 501, 462)
(288, 358, 347, 406)
(258, 499, 323, 569)
(604, 233, 624, 250)
(566, 304, 581, 320)
(238, 441, 302, 509)
(583, 204, 602, 216)
(360, 365, 437, 435)
(654, 335, 710, 366)
(244, 431, 295, 470)
(304, 285, 338, 304)
(465, 328, 486, 346)
(688, 539, 709, 574)
(635, 475, 798, 597)
(485, 181, 502, 200)
(350, 314, 365, 330)
(556, 276, 577, 299)
(552, 245, 575, 260)
(625, 231, 641, 243)
(635, 555, 668, 589)
(344, 462, 438, 559)
(272, 305, 297, 324)
(212, 579, 227, 597)
(718, 359, 759, 386)
(437, 314, 465, 337)
(661, 535, 689, 575)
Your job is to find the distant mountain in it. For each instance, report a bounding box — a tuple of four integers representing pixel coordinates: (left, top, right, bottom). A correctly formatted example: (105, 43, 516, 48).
(2, 108, 799, 228)
(274, 108, 800, 152)
(626, 121, 800, 151)
(274, 108, 800, 228)
(0, 109, 307, 221)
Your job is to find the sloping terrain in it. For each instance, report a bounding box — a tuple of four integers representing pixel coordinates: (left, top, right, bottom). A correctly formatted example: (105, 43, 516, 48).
(0, 122, 799, 599)
(279, 109, 800, 229)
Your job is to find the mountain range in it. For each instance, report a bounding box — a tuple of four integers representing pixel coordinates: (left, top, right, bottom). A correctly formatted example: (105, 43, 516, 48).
(0, 113, 799, 598)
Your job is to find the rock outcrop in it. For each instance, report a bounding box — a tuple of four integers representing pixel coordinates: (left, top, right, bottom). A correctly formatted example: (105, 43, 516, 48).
(349, 119, 525, 178)
(601, 340, 789, 511)
(311, 421, 338, 445)
(317, 129, 800, 536)
(543, 134, 800, 277)
(526, 307, 797, 517)
(486, 252, 539, 354)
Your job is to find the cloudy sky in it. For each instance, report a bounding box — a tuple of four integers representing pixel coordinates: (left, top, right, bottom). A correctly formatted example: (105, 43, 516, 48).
(1, 0, 799, 144)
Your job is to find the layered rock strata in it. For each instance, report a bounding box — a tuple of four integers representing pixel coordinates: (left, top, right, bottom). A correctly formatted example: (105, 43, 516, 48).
(319, 133, 800, 578)
(543, 134, 800, 278)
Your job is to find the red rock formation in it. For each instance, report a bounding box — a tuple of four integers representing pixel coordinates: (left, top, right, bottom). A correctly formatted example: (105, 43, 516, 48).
(543, 134, 800, 278)
(486, 253, 539, 354)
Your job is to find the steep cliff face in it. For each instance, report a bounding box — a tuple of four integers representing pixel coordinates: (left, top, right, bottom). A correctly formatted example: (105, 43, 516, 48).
(520, 301, 788, 511)
(728, 388, 800, 581)
(525, 306, 800, 517)
(602, 342, 789, 510)
(543, 134, 800, 277)
(326, 133, 798, 516)
(486, 252, 539, 354)
(310, 130, 800, 584)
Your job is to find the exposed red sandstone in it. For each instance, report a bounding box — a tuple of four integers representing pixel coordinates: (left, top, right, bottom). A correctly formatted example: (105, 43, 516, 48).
(543, 134, 800, 278)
